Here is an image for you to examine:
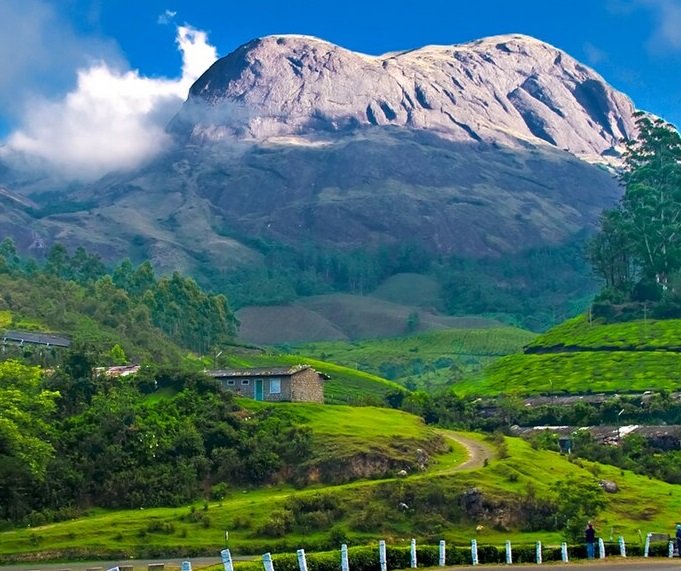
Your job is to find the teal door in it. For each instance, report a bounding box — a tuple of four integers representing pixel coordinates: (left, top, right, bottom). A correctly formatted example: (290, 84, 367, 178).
(255, 379, 264, 401)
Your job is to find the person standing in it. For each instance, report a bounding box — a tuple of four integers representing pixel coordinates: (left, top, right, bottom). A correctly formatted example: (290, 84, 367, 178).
(585, 522, 596, 559)
(675, 524, 681, 557)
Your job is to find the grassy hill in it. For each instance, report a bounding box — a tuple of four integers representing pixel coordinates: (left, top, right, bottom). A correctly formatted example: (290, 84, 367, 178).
(293, 326, 535, 390)
(220, 348, 404, 405)
(3, 429, 680, 560)
(236, 293, 504, 345)
(459, 314, 681, 396)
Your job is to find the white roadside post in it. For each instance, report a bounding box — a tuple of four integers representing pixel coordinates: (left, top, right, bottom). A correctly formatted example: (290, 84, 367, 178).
(341, 544, 350, 571)
(670, 540, 675, 558)
(598, 538, 605, 559)
(297, 549, 308, 571)
(536, 541, 542, 564)
(644, 533, 652, 558)
(505, 540, 512, 565)
(471, 539, 479, 566)
(263, 553, 275, 571)
(618, 536, 626, 558)
(410, 539, 417, 568)
(221, 549, 234, 571)
(379, 540, 387, 571)
(561, 542, 568, 563)
(439, 540, 446, 567)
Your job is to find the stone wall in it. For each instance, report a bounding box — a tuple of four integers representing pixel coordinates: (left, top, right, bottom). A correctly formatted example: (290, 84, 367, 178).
(290, 368, 324, 403)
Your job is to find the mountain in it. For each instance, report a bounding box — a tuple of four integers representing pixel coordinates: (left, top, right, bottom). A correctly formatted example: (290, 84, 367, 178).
(0, 34, 638, 330)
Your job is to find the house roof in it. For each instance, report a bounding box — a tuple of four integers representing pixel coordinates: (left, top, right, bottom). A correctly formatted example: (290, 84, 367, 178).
(207, 364, 330, 380)
(2, 330, 71, 348)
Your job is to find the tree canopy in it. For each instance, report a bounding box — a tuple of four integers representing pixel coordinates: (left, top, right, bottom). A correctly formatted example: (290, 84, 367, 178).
(588, 114, 681, 313)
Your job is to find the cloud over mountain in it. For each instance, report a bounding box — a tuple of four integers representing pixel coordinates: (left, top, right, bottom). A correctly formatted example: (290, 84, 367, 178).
(2, 24, 217, 180)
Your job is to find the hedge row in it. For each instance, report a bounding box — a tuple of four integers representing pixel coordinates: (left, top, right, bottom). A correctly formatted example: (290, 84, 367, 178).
(232, 541, 669, 571)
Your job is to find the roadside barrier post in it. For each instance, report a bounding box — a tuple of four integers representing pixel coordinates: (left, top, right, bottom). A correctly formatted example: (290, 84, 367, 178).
(618, 536, 626, 558)
(644, 533, 652, 558)
(670, 540, 675, 558)
(536, 541, 542, 564)
(341, 544, 350, 571)
(263, 553, 275, 571)
(221, 549, 234, 571)
(297, 549, 308, 571)
(598, 538, 605, 559)
(410, 538, 417, 568)
(379, 540, 387, 571)
(471, 539, 479, 565)
(505, 540, 512, 565)
(439, 540, 446, 567)
(561, 542, 568, 563)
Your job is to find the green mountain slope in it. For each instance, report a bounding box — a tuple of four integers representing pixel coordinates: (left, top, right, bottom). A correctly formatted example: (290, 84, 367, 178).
(3, 431, 679, 560)
(220, 349, 404, 405)
(461, 314, 681, 396)
(293, 326, 536, 390)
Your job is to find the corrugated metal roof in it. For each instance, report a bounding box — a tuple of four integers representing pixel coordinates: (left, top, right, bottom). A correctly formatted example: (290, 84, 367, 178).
(207, 364, 329, 379)
(2, 330, 71, 347)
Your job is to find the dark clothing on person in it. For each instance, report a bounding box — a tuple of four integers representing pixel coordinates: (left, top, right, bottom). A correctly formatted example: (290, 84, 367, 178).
(585, 525, 596, 559)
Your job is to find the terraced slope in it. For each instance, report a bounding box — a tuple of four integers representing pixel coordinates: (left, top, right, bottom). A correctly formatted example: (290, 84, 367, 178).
(295, 326, 536, 390)
(460, 315, 681, 396)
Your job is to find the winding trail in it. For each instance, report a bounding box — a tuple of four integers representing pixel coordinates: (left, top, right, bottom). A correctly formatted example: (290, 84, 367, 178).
(435, 429, 496, 472)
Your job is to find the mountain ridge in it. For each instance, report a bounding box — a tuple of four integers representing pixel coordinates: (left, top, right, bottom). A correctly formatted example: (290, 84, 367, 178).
(0, 33, 638, 331)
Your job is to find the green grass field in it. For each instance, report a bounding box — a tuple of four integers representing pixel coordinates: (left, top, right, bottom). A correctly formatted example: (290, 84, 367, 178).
(526, 314, 681, 351)
(3, 431, 680, 560)
(467, 313, 681, 397)
(294, 327, 536, 390)
(221, 349, 403, 405)
(455, 351, 681, 396)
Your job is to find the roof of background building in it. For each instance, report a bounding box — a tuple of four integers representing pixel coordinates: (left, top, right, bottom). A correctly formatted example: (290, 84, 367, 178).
(207, 364, 329, 379)
(2, 330, 71, 347)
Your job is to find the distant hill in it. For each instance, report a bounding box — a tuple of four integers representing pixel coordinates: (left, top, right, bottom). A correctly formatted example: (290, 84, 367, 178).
(458, 315, 681, 396)
(293, 326, 535, 390)
(236, 293, 505, 344)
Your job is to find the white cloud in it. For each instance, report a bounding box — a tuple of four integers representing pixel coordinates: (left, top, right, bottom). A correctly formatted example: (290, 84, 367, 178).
(158, 9, 177, 25)
(582, 42, 609, 65)
(4, 25, 218, 180)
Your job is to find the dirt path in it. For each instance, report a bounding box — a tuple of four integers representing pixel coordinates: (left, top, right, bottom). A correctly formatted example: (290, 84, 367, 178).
(435, 429, 495, 472)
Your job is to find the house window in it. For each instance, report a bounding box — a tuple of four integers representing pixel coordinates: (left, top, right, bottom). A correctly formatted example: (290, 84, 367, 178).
(226, 380, 235, 386)
(270, 379, 281, 394)
(241, 379, 250, 385)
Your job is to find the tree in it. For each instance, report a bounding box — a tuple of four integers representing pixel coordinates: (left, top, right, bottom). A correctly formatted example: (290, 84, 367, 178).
(0, 360, 58, 519)
(553, 476, 607, 542)
(588, 114, 681, 300)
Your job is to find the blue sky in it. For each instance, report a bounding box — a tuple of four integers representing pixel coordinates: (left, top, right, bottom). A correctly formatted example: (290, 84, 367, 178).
(1, 0, 680, 178)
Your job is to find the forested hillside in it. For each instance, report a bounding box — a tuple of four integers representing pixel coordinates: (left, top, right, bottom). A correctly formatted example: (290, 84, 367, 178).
(0, 239, 236, 364)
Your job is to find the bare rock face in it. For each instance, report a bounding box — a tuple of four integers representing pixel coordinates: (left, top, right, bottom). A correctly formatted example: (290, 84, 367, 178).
(173, 34, 636, 163)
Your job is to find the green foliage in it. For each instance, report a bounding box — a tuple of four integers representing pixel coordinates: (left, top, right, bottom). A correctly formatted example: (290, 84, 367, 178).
(0, 242, 238, 364)
(295, 326, 535, 391)
(466, 350, 681, 396)
(552, 476, 606, 542)
(0, 360, 58, 520)
(588, 114, 681, 302)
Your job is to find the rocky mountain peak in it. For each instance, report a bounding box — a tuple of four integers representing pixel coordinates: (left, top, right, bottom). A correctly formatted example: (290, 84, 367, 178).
(173, 33, 636, 162)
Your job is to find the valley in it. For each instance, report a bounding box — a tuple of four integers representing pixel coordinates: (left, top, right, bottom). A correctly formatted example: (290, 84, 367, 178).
(2, 9, 681, 567)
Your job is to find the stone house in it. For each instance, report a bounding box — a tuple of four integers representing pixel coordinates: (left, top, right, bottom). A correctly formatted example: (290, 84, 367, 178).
(206, 365, 327, 403)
